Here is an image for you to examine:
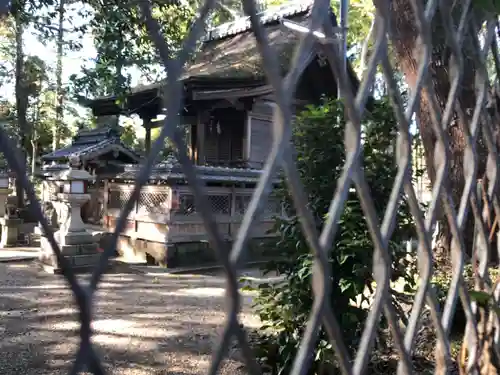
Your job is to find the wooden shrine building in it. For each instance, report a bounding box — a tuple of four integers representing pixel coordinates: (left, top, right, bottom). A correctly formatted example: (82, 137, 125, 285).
(82, 1, 360, 169)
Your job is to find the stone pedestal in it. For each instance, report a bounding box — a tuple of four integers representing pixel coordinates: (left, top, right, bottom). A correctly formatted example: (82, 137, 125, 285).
(0, 187, 23, 248)
(39, 167, 101, 274)
(40, 234, 101, 272)
(0, 217, 22, 247)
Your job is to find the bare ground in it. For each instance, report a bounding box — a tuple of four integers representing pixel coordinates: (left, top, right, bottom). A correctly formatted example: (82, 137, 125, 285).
(0, 262, 263, 374)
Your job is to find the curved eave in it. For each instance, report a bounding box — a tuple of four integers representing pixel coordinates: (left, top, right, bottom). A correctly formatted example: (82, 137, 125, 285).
(42, 142, 142, 165)
(82, 76, 269, 118)
(82, 86, 163, 117)
(112, 173, 267, 184)
(108, 163, 280, 185)
(80, 143, 143, 164)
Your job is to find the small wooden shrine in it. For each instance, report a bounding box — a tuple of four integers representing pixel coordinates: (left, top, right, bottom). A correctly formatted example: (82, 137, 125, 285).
(39, 127, 142, 226)
(41, 126, 142, 176)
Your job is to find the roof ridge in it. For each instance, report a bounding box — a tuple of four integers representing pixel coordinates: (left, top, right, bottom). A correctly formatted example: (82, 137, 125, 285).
(71, 127, 122, 146)
(203, 0, 314, 42)
(42, 137, 143, 162)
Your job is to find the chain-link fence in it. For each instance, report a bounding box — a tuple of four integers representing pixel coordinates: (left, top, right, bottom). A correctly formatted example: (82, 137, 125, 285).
(2, 0, 500, 374)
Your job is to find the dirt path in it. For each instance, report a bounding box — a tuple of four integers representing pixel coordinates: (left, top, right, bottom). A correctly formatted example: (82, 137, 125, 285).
(0, 262, 262, 374)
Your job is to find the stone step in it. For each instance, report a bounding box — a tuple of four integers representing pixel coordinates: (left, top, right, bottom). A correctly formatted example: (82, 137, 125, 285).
(16, 234, 29, 246)
(40, 237, 99, 256)
(19, 231, 42, 245)
(28, 233, 41, 247)
(66, 254, 101, 268)
(41, 253, 102, 273)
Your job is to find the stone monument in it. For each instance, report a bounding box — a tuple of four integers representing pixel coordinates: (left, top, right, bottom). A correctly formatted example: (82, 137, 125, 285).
(39, 157, 102, 273)
(0, 170, 22, 248)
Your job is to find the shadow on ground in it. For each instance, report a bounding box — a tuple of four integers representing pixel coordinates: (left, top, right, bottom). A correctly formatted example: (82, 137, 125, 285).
(0, 262, 261, 375)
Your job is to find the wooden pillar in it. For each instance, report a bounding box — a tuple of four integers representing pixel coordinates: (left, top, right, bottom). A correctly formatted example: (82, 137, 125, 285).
(196, 113, 206, 165)
(41, 179, 46, 204)
(143, 116, 153, 155)
(103, 179, 109, 228)
(185, 125, 193, 160)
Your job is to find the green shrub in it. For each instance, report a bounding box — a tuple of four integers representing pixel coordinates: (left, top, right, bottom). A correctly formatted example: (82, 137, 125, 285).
(430, 265, 500, 334)
(431, 265, 500, 305)
(245, 98, 418, 374)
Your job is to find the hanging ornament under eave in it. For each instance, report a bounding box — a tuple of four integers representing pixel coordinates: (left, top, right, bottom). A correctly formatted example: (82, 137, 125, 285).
(208, 117, 213, 133)
(216, 121, 221, 135)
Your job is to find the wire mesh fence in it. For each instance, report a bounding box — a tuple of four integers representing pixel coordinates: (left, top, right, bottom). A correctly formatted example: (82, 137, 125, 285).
(2, 0, 500, 374)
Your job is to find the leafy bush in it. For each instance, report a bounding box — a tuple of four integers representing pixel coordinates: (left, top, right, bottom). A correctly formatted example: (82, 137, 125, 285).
(430, 264, 500, 334)
(245, 98, 418, 374)
(432, 265, 500, 304)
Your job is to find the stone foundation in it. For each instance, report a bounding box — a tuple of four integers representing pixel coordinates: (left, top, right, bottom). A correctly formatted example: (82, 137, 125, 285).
(116, 235, 279, 269)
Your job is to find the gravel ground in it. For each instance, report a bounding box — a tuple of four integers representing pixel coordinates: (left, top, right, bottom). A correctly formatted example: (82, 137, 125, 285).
(0, 262, 266, 375)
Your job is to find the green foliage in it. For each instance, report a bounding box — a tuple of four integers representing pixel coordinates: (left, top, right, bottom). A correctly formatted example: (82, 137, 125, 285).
(0, 23, 71, 157)
(467, 287, 500, 321)
(120, 121, 141, 149)
(151, 126, 175, 159)
(245, 98, 417, 374)
(331, 0, 374, 46)
(69, 0, 196, 101)
(431, 265, 500, 305)
(473, 0, 500, 13)
(30, 0, 89, 50)
(431, 265, 500, 334)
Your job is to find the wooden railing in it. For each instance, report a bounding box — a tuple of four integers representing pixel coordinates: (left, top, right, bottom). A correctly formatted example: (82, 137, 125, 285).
(105, 182, 280, 244)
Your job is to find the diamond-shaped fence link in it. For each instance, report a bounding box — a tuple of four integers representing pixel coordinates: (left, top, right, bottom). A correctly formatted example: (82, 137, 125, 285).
(1, 0, 500, 374)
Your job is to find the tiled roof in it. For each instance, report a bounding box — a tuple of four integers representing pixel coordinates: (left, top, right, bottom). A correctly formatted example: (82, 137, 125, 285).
(113, 160, 278, 184)
(39, 159, 278, 184)
(84, 1, 361, 117)
(202, 1, 313, 42)
(39, 163, 69, 175)
(185, 2, 318, 79)
(41, 127, 142, 163)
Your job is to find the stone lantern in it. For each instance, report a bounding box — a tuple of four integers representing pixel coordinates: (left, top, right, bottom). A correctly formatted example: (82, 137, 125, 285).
(39, 157, 101, 273)
(0, 170, 22, 248)
(55, 164, 92, 244)
(0, 171, 10, 215)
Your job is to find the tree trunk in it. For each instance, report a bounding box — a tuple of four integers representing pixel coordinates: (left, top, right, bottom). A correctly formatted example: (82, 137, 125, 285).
(14, 6, 28, 209)
(31, 137, 37, 177)
(31, 90, 41, 178)
(113, 29, 125, 131)
(383, 1, 490, 260)
(53, 0, 65, 151)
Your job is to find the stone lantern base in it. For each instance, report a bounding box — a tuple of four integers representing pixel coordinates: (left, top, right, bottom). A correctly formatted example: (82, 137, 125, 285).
(0, 217, 22, 248)
(39, 229, 102, 274)
(39, 191, 102, 274)
(0, 186, 24, 249)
